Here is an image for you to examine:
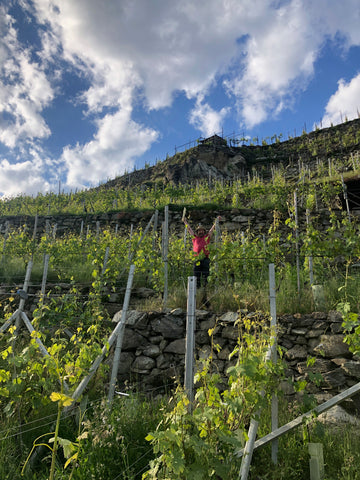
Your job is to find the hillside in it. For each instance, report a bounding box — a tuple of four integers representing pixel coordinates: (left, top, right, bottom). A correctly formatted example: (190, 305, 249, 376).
(0, 117, 360, 219)
(102, 118, 360, 189)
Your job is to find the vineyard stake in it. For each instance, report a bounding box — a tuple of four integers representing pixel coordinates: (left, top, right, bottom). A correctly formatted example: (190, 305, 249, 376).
(152, 209, 159, 251)
(108, 264, 135, 407)
(294, 190, 301, 300)
(128, 214, 154, 264)
(0, 309, 21, 334)
(306, 208, 314, 286)
(184, 276, 196, 410)
(102, 246, 110, 275)
(214, 216, 220, 279)
(128, 224, 134, 259)
(1, 221, 9, 263)
(239, 264, 278, 479)
(269, 263, 278, 464)
(69, 270, 137, 403)
(341, 174, 351, 222)
(32, 214, 38, 243)
(20, 311, 51, 359)
(163, 206, 169, 307)
(236, 381, 360, 458)
(41, 254, 50, 296)
(182, 208, 188, 276)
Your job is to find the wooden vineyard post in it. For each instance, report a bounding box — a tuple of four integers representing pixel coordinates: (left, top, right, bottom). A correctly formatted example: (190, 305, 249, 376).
(182, 208, 188, 277)
(214, 216, 221, 279)
(341, 174, 351, 222)
(152, 209, 159, 251)
(239, 264, 278, 480)
(102, 246, 110, 275)
(70, 269, 136, 404)
(184, 276, 196, 411)
(1, 221, 9, 263)
(294, 190, 301, 299)
(15, 259, 34, 333)
(269, 263, 278, 464)
(108, 264, 135, 407)
(306, 208, 314, 286)
(127, 214, 154, 264)
(128, 224, 134, 259)
(308, 442, 324, 480)
(41, 254, 50, 296)
(32, 214, 38, 243)
(162, 206, 169, 307)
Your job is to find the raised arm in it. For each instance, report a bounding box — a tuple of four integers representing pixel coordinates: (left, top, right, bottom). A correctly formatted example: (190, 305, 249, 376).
(208, 216, 222, 238)
(183, 218, 195, 236)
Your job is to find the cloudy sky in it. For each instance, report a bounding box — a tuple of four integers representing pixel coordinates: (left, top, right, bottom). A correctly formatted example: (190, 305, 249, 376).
(0, 0, 360, 197)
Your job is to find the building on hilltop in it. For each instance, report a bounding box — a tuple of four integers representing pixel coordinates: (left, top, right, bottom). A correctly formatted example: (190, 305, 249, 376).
(199, 134, 228, 147)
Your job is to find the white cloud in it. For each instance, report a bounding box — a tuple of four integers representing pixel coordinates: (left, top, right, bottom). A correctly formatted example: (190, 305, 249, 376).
(0, 6, 54, 148)
(321, 73, 360, 127)
(0, 155, 52, 197)
(189, 98, 229, 137)
(62, 108, 158, 189)
(0, 0, 360, 196)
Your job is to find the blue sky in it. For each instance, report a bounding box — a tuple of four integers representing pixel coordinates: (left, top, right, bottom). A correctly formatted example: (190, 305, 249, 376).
(0, 0, 360, 197)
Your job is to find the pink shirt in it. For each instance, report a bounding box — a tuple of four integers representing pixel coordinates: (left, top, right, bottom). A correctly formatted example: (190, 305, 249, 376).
(192, 235, 210, 257)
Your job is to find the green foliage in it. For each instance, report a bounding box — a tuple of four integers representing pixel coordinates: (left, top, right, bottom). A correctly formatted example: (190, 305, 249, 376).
(72, 396, 163, 480)
(143, 316, 285, 479)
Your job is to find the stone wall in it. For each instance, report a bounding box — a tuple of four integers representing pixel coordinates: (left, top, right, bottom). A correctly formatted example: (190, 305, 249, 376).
(0, 205, 351, 239)
(112, 308, 360, 413)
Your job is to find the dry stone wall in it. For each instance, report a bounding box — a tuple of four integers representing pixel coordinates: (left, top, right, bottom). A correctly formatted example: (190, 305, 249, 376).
(111, 307, 360, 413)
(0, 206, 351, 239)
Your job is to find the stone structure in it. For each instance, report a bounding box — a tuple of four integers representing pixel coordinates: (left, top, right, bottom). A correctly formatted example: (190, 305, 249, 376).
(0, 204, 354, 239)
(109, 307, 360, 413)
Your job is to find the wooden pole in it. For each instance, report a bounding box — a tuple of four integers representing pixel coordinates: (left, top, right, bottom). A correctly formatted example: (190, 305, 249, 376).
(1, 221, 10, 263)
(0, 309, 21, 334)
(128, 224, 134, 259)
(239, 264, 278, 479)
(41, 254, 50, 296)
(236, 381, 360, 458)
(269, 264, 278, 464)
(184, 276, 196, 410)
(152, 209, 159, 251)
(341, 174, 351, 222)
(294, 190, 301, 298)
(102, 246, 110, 276)
(163, 206, 169, 307)
(108, 264, 135, 406)
(20, 311, 51, 358)
(70, 302, 138, 402)
(128, 215, 154, 264)
(306, 209, 314, 286)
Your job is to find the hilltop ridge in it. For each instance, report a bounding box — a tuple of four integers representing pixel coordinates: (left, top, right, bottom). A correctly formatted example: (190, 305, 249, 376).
(102, 118, 360, 190)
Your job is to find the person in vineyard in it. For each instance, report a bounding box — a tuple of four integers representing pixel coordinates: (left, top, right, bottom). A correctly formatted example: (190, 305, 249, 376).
(183, 216, 221, 288)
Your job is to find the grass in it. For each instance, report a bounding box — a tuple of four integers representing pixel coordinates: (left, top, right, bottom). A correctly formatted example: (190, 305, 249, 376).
(2, 392, 360, 480)
(250, 422, 360, 479)
(1, 394, 165, 480)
